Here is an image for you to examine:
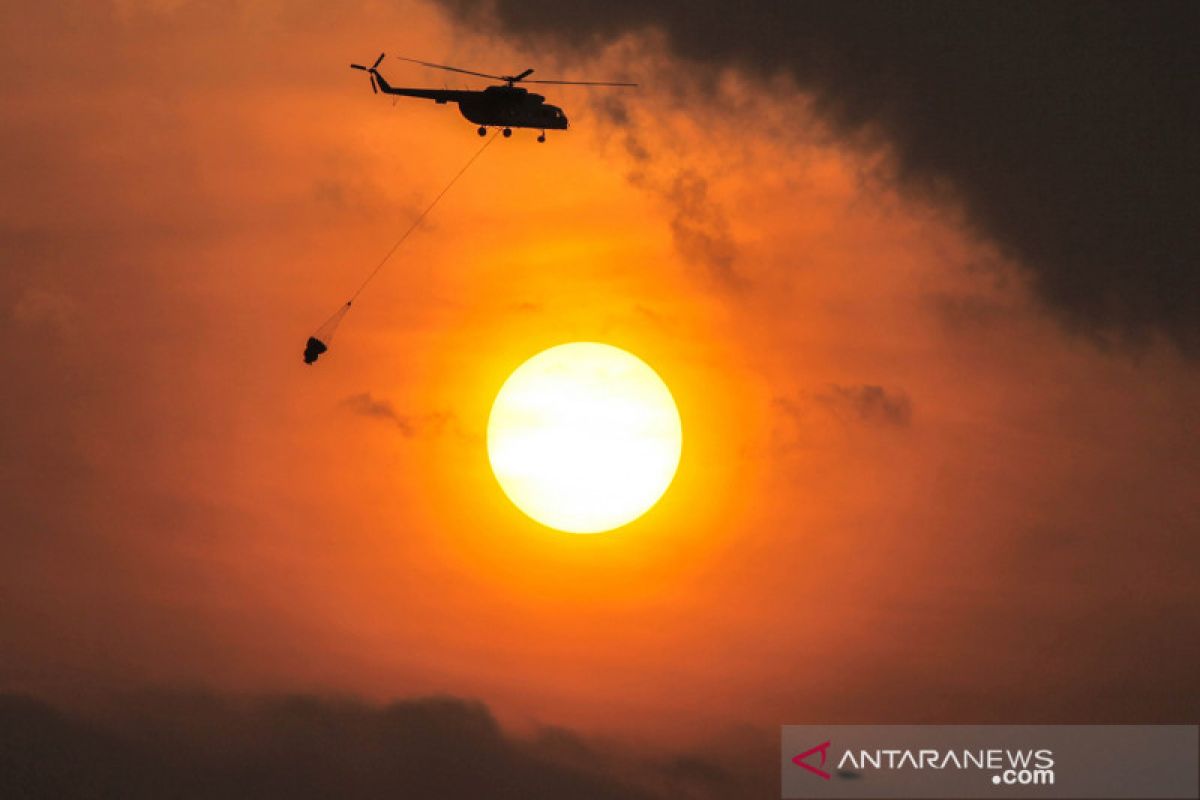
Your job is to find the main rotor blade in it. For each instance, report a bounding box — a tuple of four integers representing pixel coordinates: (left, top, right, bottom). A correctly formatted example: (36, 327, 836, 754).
(392, 55, 505, 82)
(522, 79, 639, 87)
(510, 68, 534, 81)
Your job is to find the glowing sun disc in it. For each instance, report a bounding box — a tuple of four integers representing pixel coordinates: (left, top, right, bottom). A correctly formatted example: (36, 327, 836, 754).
(487, 342, 682, 534)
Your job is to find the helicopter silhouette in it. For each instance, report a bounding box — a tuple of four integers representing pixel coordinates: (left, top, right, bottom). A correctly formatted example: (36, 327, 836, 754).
(350, 54, 637, 142)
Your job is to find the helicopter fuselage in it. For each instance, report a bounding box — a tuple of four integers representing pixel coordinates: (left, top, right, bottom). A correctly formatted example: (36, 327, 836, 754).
(370, 74, 568, 132)
(458, 86, 568, 130)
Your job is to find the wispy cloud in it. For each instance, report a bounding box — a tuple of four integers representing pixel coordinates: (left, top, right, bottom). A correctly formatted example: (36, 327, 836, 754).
(340, 392, 450, 437)
(817, 384, 913, 428)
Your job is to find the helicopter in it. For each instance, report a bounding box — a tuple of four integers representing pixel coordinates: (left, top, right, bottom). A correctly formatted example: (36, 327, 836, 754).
(349, 54, 637, 142)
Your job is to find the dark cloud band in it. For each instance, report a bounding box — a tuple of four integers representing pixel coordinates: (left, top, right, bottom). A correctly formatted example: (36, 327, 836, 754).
(0, 693, 759, 799)
(437, 0, 1200, 355)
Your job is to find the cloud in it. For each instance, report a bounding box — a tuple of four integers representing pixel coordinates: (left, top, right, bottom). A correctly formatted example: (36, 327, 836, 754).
(661, 170, 740, 288)
(818, 384, 913, 428)
(340, 392, 449, 437)
(0, 692, 756, 800)
(591, 96, 741, 287)
(435, 1, 1200, 355)
(768, 385, 912, 454)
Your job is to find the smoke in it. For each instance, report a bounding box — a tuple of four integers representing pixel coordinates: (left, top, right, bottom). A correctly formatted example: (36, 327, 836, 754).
(435, 0, 1200, 355)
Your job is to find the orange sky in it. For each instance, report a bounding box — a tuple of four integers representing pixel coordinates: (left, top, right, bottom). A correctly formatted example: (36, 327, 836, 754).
(2, 0, 1197, 751)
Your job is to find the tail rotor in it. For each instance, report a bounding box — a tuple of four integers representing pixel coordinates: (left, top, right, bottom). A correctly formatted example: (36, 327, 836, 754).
(350, 53, 386, 94)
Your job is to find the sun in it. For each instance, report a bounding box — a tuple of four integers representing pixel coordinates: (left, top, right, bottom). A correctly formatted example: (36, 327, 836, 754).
(487, 342, 683, 534)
